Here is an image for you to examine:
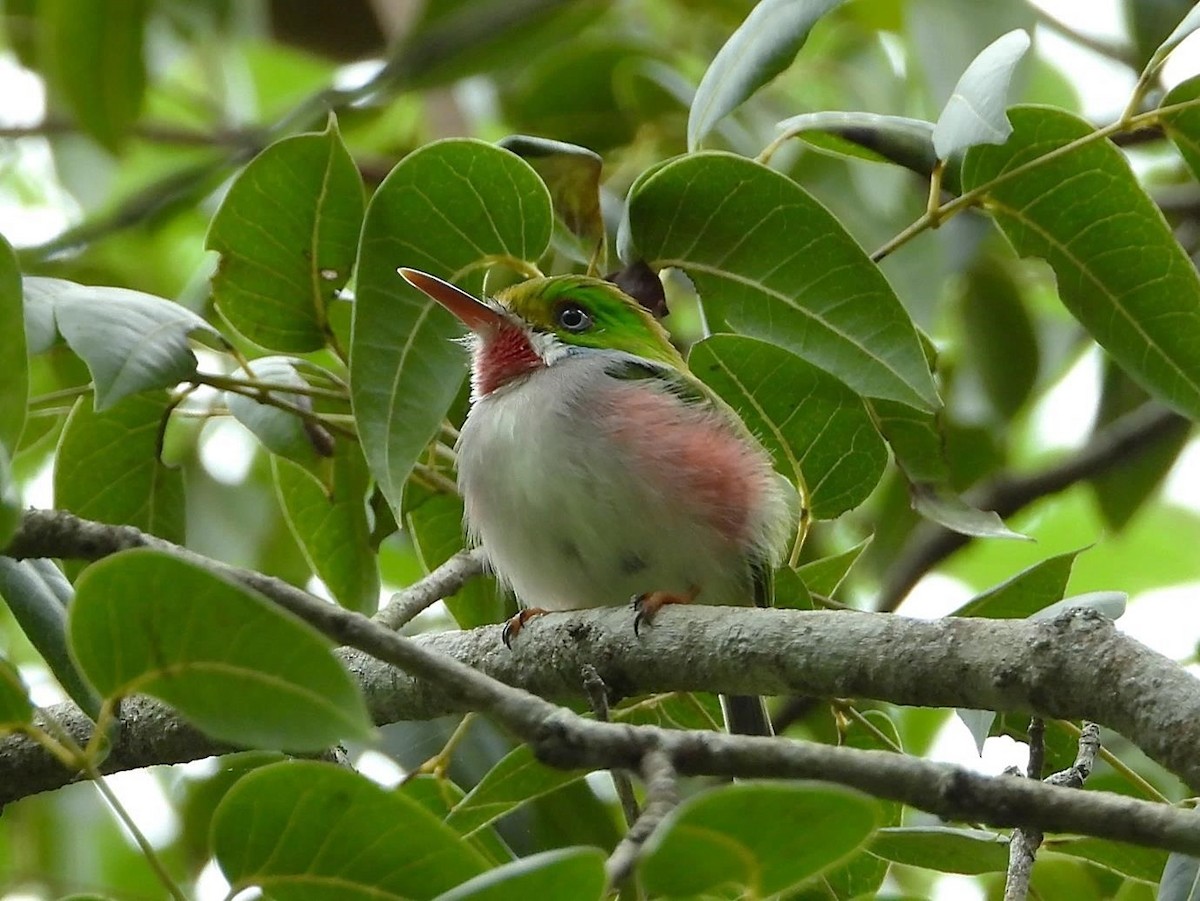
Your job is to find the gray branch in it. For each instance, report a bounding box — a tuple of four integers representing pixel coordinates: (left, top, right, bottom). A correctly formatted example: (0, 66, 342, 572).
(5, 509, 1200, 860)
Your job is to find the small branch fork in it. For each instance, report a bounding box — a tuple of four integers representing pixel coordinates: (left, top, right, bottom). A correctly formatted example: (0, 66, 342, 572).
(6, 510, 1200, 880)
(1004, 721, 1102, 901)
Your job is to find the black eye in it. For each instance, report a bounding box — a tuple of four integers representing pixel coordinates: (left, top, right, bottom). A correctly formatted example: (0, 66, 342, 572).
(556, 303, 592, 332)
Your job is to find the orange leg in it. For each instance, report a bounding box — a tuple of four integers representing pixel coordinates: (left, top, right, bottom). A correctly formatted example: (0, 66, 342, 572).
(631, 586, 700, 636)
(501, 607, 549, 648)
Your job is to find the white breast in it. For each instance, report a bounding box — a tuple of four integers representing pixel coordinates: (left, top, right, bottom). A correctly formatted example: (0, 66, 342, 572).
(455, 352, 780, 611)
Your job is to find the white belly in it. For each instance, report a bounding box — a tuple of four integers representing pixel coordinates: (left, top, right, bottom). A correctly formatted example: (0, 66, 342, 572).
(456, 354, 756, 611)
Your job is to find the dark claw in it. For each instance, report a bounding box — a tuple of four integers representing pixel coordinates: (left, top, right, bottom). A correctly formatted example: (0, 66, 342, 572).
(501, 620, 514, 649)
(631, 593, 648, 637)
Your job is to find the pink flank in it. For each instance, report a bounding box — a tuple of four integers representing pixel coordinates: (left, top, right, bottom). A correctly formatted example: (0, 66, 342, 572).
(597, 381, 765, 547)
(475, 326, 544, 396)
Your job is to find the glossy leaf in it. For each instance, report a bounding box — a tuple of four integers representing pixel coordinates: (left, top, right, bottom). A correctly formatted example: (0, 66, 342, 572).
(911, 482, 1028, 540)
(1159, 853, 1200, 901)
(640, 783, 879, 897)
(225, 356, 324, 466)
(55, 393, 185, 545)
(953, 550, 1080, 618)
(868, 826, 1010, 875)
(435, 847, 607, 901)
(0, 656, 31, 731)
(401, 775, 514, 867)
(30, 277, 224, 411)
(688, 0, 843, 151)
(1145, 5, 1200, 76)
(932, 29, 1030, 160)
(0, 558, 102, 718)
(962, 106, 1200, 421)
(774, 110, 939, 177)
(796, 536, 872, 596)
(43, 0, 147, 151)
(213, 761, 488, 898)
(691, 335, 887, 519)
(352, 139, 552, 514)
(446, 742, 587, 836)
(20, 276, 60, 355)
(70, 549, 373, 751)
(208, 119, 364, 351)
(626, 152, 939, 410)
(0, 443, 17, 550)
(273, 442, 380, 615)
(869, 398, 950, 485)
(0, 234, 25, 451)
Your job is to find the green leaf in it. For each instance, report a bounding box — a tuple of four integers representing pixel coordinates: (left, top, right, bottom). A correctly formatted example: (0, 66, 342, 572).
(55, 393, 185, 545)
(690, 335, 887, 519)
(273, 442, 380, 615)
(688, 0, 844, 151)
(1144, 5, 1200, 77)
(1129, 0, 1200, 68)
(43, 0, 147, 151)
(70, 549, 373, 751)
(953, 550, 1080, 618)
(0, 656, 32, 731)
(225, 356, 324, 466)
(207, 118, 364, 352)
(626, 152, 939, 411)
(405, 492, 508, 629)
(959, 256, 1040, 421)
(446, 743, 587, 836)
(1029, 591, 1127, 622)
(954, 707, 996, 755)
(774, 111, 940, 177)
(910, 482, 1028, 540)
(1158, 853, 1200, 901)
(868, 826, 1010, 875)
(353, 139, 552, 514)
(497, 135, 604, 250)
(1161, 75, 1200, 182)
(1043, 835, 1167, 884)
(0, 558, 103, 718)
(402, 775, 514, 867)
(640, 783, 879, 897)
(869, 398, 950, 485)
(213, 760, 488, 898)
(29, 277, 224, 411)
(435, 847, 607, 901)
(962, 106, 1200, 421)
(0, 234, 26, 451)
(0, 443, 17, 550)
(796, 536, 872, 596)
(932, 29, 1030, 160)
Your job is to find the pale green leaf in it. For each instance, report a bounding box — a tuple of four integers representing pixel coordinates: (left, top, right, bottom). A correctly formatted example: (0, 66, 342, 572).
(933, 29, 1030, 159)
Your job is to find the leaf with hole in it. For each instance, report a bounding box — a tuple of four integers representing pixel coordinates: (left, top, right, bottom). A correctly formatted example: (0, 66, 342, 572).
(213, 760, 488, 898)
(963, 106, 1200, 421)
(626, 152, 938, 411)
(353, 139, 552, 515)
(691, 335, 886, 519)
(640, 782, 879, 897)
(208, 117, 363, 352)
(70, 549, 373, 751)
(688, 0, 844, 151)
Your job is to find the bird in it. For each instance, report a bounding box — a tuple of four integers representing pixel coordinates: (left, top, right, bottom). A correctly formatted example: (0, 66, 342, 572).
(398, 267, 796, 735)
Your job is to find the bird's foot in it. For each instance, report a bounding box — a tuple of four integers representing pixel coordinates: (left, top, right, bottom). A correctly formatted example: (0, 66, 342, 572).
(631, 586, 699, 636)
(501, 607, 548, 648)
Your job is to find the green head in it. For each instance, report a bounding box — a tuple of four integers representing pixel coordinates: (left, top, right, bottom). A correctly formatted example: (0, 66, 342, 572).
(495, 275, 683, 368)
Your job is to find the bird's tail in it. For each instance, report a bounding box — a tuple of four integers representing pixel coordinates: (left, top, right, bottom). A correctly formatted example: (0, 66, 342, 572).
(720, 694, 773, 736)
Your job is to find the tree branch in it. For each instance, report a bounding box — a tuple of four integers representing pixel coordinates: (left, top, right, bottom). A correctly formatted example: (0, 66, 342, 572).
(5, 509, 1200, 860)
(879, 403, 1190, 611)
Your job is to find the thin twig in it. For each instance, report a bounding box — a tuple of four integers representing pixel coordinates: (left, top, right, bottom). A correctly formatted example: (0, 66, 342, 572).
(582, 664, 642, 828)
(605, 749, 679, 888)
(374, 548, 488, 629)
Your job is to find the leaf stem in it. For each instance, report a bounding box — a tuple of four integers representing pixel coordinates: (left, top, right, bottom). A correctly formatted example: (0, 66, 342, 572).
(27, 384, 94, 408)
(870, 97, 1200, 262)
(197, 371, 348, 401)
(197, 375, 358, 441)
(1057, 719, 1170, 804)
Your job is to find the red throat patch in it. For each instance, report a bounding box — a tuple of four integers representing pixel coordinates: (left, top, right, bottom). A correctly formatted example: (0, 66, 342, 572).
(474, 326, 543, 396)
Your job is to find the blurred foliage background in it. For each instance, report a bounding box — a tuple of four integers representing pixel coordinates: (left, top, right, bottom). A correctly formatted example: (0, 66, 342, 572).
(2, 0, 1200, 898)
